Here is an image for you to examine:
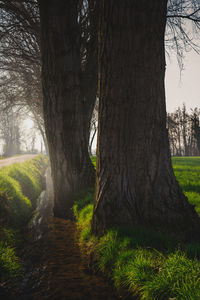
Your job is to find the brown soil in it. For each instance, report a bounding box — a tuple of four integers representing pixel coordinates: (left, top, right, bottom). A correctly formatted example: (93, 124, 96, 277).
(26, 217, 124, 300)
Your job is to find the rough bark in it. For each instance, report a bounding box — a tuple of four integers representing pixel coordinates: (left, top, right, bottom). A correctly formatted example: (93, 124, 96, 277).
(38, 0, 95, 218)
(92, 0, 200, 234)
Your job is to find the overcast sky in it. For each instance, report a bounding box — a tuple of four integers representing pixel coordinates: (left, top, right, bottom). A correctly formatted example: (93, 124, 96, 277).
(165, 50, 200, 112)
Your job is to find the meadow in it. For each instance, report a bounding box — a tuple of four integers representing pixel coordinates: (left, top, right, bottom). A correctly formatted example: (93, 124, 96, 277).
(74, 156, 200, 300)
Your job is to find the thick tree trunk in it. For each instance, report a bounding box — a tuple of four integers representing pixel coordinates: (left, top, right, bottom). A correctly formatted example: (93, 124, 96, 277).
(39, 0, 94, 218)
(92, 0, 199, 234)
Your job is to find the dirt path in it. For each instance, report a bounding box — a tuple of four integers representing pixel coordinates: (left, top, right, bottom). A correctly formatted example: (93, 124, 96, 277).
(0, 154, 36, 170)
(18, 169, 132, 300)
(27, 217, 122, 300)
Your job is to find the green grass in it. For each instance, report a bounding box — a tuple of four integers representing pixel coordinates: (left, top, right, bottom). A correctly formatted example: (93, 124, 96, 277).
(73, 156, 200, 299)
(90, 156, 96, 168)
(0, 155, 48, 226)
(172, 156, 200, 215)
(2, 155, 48, 208)
(0, 155, 48, 283)
(0, 174, 31, 227)
(0, 226, 23, 283)
(141, 251, 200, 299)
(0, 227, 23, 281)
(0, 243, 22, 280)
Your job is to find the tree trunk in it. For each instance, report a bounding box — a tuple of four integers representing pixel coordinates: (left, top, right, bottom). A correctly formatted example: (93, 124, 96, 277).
(92, 0, 199, 234)
(38, 0, 95, 218)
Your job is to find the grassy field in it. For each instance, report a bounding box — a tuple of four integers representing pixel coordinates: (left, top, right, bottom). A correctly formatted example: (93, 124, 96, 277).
(0, 155, 48, 283)
(172, 156, 200, 216)
(74, 156, 200, 300)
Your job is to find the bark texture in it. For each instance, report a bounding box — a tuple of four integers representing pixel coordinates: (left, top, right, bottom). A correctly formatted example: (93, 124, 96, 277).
(39, 0, 94, 218)
(92, 0, 200, 233)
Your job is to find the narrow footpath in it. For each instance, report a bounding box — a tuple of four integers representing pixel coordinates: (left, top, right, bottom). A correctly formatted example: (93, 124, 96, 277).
(28, 217, 121, 300)
(0, 154, 36, 170)
(19, 168, 128, 300)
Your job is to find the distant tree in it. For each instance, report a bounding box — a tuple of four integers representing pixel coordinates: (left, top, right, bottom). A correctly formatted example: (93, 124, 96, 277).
(92, 1, 199, 234)
(180, 104, 190, 156)
(0, 106, 22, 157)
(191, 108, 200, 154)
(20, 123, 41, 154)
(167, 113, 181, 156)
(0, 70, 48, 153)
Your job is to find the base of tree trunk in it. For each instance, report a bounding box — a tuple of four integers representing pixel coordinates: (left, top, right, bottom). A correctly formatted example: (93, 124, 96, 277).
(92, 189, 200, 239)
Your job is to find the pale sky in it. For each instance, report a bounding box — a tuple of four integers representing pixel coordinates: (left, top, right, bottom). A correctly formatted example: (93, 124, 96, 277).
(165, 50, 200, 112)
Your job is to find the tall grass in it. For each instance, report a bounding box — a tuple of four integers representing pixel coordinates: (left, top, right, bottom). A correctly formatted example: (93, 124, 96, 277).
(73, 156, 200, 299)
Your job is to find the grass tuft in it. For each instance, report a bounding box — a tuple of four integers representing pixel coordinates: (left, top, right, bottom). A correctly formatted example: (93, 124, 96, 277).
(141, 251, 200, 300)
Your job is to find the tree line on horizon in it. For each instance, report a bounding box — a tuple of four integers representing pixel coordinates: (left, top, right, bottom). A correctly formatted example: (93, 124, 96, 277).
(167, 104, 200, 157)
(89, 103, 200, 157)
